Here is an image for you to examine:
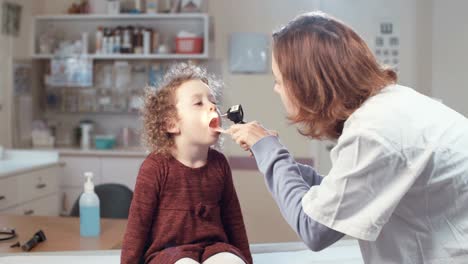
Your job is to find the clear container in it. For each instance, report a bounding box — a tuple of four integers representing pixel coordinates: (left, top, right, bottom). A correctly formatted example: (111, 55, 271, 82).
(78, 89, 97, 112)
(112, 92, 127, 112)
(112, 61, 131, 112)
(45, 88, 61, 112)
(64, 89, 79, 112)
(128, 90, 143, 113)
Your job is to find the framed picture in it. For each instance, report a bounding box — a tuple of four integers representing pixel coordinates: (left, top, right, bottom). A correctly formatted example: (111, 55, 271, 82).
(229, 33, 269, 74)
(2, 2, 22, 37)
(13, 61, 32, 96)
(180, 0, 202, 13)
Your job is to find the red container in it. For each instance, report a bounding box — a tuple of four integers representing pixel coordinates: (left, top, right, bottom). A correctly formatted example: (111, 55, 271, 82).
(175, 37, 203, 54)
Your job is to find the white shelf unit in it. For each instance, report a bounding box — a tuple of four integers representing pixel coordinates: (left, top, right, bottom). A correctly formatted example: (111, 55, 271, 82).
(32, 13, 209, 60)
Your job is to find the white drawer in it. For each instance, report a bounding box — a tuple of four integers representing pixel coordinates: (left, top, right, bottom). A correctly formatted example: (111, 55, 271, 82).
(0, 177, 19, 210)
(18, 166, 59, 203)
(18, 194, 60, 216)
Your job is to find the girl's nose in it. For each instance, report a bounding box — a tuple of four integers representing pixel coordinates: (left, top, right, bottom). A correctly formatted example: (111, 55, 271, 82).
(209, 103, 216, 112)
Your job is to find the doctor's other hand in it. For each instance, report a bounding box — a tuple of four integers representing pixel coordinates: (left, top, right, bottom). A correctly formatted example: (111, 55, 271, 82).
(225, 121, 278, 150)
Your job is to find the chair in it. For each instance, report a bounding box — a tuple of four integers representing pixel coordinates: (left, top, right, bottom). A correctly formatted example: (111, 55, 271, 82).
(70, 183, 133, 219)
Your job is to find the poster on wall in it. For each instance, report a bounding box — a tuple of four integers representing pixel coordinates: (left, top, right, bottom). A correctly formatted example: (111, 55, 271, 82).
(13, 62, 32, 96)
(374, 18, 400, 73)
(229, 33, 269, 74)
(1, 1, 22, 37)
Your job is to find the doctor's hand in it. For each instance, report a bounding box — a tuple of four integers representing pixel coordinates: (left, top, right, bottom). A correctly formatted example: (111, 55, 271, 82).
(224, 121, 278, 152)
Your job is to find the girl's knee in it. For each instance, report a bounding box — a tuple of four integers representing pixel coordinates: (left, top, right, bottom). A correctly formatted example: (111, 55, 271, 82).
(202, 252, 246, 264)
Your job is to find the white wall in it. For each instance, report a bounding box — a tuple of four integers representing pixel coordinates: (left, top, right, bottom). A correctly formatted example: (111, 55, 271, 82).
(321, 0, 432, 95)
(432, 0, 468, 116)
(0, 0, 41, 147)
(208, 0, 322, 159)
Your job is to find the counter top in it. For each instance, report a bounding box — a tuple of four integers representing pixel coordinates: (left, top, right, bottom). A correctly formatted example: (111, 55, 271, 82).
(0, 215, 127, 253)
(0, 149, 61, 178)
(55, 148, 148, 157)
(0, 160, 62, 178)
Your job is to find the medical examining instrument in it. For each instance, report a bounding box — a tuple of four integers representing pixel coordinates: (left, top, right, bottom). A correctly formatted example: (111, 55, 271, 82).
(21, 230, 46, 251)
(221, 104, 245, 124)
(0, 227, 16, 241)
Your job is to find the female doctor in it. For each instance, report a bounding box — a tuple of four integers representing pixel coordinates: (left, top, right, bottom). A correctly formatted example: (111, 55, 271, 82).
(225, 12, 468, 263)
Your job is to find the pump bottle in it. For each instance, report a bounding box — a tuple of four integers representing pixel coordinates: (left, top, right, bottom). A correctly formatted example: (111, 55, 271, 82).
(79, 171, 100, 237)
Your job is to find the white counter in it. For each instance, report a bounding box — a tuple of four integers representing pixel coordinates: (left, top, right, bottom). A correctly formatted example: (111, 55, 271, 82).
(56, 147, 148, 157)
(0, 149, 61, 178)
(0, 240, 364, 263)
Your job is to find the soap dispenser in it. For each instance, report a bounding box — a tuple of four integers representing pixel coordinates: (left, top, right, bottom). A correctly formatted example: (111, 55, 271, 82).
(79, 171, 100, 237)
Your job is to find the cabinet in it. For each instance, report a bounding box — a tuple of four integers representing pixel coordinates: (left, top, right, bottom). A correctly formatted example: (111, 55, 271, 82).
(31, 14, 211, 141)
(32, 14, 209, 60)
(0, 165, 61, 216)
(17, 194, 60, 216)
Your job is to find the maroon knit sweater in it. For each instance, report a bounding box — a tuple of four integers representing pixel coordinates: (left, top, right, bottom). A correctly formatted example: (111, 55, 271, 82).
(121, 149, 252, 264)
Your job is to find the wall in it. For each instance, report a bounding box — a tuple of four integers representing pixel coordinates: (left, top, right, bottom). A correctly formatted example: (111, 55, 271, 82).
(320, 0, 432, 95)
(432, 0, 468, 116)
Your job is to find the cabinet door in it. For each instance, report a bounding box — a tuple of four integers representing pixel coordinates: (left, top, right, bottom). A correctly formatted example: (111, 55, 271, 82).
(60, 156, 101, 187)
(0, 205, 21, 215)
(0, 176, 18, 210)
(18, 166, 60, 203)
(18, 194, 60, 216)
(101, 157, 143, 190)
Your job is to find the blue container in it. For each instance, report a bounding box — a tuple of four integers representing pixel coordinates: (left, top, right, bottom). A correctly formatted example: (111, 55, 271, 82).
(80, 204, 100, 237)
(94, 135, 116, 149)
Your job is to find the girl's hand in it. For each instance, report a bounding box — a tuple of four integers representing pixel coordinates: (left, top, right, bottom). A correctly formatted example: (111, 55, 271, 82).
(225, 121, 278, 150)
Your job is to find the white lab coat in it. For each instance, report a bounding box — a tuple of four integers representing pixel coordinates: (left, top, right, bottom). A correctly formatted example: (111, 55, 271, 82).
(302, 84, 468, 263)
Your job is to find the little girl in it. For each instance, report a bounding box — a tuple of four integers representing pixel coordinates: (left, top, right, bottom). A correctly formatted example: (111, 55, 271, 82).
(121, 63, 252, 264)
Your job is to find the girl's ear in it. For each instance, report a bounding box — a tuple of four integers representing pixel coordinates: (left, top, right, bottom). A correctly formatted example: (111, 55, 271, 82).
(166, 120, 180, 134)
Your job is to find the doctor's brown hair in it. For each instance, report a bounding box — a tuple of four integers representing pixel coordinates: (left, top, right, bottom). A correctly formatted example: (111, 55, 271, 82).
(272, 12, 397, 140)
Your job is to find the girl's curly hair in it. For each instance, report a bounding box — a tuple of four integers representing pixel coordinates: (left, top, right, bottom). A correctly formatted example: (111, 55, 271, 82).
(141, 63, 223, 155)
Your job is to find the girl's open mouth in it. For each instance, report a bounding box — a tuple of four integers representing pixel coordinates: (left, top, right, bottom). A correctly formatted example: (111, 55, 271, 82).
(209, 117, 220, 130)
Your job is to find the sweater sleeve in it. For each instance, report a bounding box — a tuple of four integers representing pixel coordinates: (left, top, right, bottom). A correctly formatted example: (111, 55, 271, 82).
(121, 155, 160, 264)
(297, 163, 324, 187)
(251, 136, 344, 251)
(219, 156, 253, 264)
